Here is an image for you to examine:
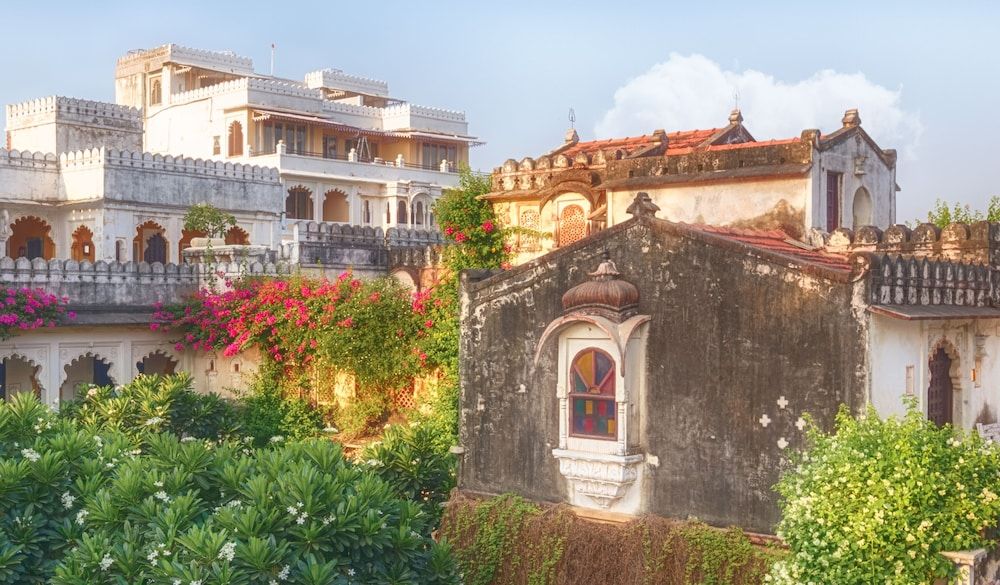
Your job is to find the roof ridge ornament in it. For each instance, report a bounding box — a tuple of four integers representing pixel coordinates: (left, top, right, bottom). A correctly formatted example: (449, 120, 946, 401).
(589, 250, 621, 280)
(626, 192, 660, 220)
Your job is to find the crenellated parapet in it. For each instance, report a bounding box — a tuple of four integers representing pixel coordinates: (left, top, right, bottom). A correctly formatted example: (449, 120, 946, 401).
(289, 221, 385, 246)
(58, 147, 281, 183)
(6, 96, 142, 126)
(0, 255, 292, 310)
(115, 44, 254, 76)
(826, 222, 1000, 266)
(0, 149, 60, 170)
(304, 68, 389, 98)
(824, 221, 1000, 309)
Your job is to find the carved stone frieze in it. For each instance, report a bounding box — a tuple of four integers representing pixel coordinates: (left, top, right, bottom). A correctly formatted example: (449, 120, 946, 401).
(552, 449, 644, 508)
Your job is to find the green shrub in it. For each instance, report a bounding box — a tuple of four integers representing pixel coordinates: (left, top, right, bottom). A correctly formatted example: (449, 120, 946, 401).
(59, 373, 240, 441)
(0, 392, 459, 584)
(768, 402, 1000, 584)
(236, 372, 324, 446)
(362, 422, 457, 528)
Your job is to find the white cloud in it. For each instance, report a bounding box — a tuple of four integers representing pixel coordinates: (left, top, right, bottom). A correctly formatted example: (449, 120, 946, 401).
(595, 54, 923, 158)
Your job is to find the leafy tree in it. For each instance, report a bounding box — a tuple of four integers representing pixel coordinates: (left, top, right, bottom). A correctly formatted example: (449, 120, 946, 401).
(183, 203, 237, 238)
(768, 401, 1000, 584)
(925, 196, 1000, 228)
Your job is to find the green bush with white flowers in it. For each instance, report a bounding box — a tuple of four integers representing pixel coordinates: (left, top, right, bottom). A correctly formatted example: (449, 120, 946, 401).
(0, 388, 459, 585)
(767, 401, 1000, 585)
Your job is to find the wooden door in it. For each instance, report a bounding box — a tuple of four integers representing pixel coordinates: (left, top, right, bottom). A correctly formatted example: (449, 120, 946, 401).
(927, 347, 953, 426)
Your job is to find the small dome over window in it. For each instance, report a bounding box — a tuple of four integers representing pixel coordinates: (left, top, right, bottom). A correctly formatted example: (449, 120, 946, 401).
(561, 255, 639, 319)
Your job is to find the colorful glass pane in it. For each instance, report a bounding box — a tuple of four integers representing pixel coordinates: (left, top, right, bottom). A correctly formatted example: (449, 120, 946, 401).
(569, 349, 616, 440)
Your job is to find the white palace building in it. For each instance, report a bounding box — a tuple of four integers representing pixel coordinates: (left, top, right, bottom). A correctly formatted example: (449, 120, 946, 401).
(0, 44, 470, 405)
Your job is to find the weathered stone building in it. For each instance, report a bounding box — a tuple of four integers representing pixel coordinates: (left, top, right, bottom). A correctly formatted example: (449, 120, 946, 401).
(457, 194, 1000, 533)
(485, 109, 897, 264)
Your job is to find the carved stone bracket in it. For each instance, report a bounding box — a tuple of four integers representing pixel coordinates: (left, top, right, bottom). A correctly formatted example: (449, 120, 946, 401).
(552, 449, 645, 509)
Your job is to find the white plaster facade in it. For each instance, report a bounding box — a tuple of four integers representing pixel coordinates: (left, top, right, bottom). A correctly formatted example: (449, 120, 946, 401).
(0, 325, 258, 407)
(868, 315, 1000, 428)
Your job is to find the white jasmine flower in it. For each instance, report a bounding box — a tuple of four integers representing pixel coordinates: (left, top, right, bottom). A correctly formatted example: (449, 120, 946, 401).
(218, 541, 237, 561)
(75, 509, 88, 525)
(21, 448, 41, 462)
(154, 490, 170, 503)
(147, 549, 159, 561)
(154, 480, 164, 488)
(99, 553, 113, 570)
(278, 565, 290, 580)
(144, 416, 164, 426)
(347, 568, 355, 576)
(61, 491, 76, 509)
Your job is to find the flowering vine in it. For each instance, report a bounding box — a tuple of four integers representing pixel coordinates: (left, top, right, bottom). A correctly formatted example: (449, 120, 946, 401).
(0, 287, 75, 340)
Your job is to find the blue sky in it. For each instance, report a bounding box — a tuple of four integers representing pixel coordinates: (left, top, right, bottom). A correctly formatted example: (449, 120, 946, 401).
(2, 0, 998, 221)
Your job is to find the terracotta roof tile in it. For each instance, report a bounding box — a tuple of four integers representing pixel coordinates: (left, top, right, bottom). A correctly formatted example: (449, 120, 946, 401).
(681, 223, 853, 273)
(561, 134, 659, 157)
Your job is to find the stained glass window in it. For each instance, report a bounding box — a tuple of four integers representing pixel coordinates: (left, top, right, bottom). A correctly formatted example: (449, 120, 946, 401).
(569, 348, 616, 439)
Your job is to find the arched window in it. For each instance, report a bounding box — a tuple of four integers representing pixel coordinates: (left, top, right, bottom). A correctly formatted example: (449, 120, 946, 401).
(115, 240, 126, 262)
(150, 78, 162, 106)
(569, 348, 616, 439)
(558, 204, 587, 247)
(224, 226, 250, 245)
(386, 202, 391, 224)
(852, 186, 873, 228)
(397, 201, 408, 225)
(133, 221, 168, 264)
(363, 200, 372, 225)
(323, 190, 350, 223)
(285, 187, 314, 220)
(228, 121, 244, 157)
(71, 226, 95, 262)
(414, 201, 425, 225)
(8, 216, 55, 260)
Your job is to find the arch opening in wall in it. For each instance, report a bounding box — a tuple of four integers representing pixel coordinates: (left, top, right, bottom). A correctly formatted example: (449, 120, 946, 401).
(286, 186, 314, 220)
(224, 226, 250, 245)
(61, 353, 114, 403)
(136, 351, 178, 376)
(362, 200, 372, 225)
(852, 186, 873, 228)
(411, 194, 433, 227)
(71, 225, 96, 262)
(323, 189, 350, 223)
(391, 269, 417, 292)
(149, 78, 162, 106)
(134, 221, 168, 264)
(557, 204, 587, 248)
(8, 216, 55, 260)
(397, 200, 409, 225)
(0, 355, 42, 401)
(927, 338, 961, 427)
(228, 121, 244, 157)
(178, 228, 206, 259)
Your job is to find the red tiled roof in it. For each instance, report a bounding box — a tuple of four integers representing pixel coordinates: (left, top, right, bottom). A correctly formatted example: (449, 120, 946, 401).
(664, 128, 722, 149)
(682, 224, 854, 273)
(561, 134, 659, 157)
(665, 137, 800, 155)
